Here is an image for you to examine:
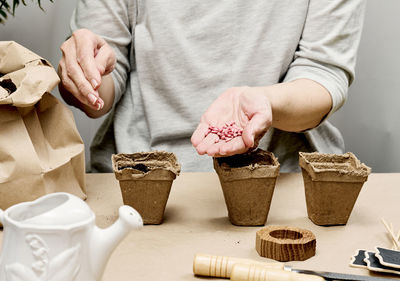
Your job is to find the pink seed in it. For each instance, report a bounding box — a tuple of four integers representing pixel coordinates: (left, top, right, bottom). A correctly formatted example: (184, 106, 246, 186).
(207, 121, 243, 143)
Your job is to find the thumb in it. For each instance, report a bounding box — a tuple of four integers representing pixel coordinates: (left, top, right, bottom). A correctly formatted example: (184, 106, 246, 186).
(242, 112, 272, 148)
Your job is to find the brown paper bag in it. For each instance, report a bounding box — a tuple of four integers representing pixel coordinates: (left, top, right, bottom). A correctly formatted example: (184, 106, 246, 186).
(0, 41, 86, 211)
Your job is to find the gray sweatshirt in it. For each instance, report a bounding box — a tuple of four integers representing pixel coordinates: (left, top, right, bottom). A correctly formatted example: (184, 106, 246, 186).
(71, 0, 365, 172)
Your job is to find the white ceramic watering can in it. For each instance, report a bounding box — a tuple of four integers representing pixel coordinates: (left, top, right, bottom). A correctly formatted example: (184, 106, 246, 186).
(0, 192, 143, 281)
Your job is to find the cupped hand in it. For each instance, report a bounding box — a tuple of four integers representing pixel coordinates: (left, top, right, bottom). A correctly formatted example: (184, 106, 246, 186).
(191, 87, 272, 157)
(58, 29, 116, 110)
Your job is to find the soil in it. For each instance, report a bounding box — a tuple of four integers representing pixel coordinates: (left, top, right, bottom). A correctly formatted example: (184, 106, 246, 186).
(40, 59, 51, 67)
(0, 78, 16, 95)
(216, 149, 274, 168)
(113, 151, 181, 176)
(118, 163, 149, 173)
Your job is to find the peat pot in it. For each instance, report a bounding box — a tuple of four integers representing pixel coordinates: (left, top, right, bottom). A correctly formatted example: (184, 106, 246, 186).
(213, 149, 280, 226)
(299, 152, 371, 226)
(112, 151, 181, 224)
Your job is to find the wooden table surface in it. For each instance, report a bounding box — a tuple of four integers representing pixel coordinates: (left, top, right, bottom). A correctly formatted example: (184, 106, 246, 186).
(2, 173, 400, 280)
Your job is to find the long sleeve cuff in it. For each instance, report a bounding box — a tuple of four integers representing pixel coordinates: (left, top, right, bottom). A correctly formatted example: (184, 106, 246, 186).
(283, 57, 350, 123)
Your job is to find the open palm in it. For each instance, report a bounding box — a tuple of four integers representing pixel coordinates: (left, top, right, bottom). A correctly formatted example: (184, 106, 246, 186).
(191, 87, 272, 157)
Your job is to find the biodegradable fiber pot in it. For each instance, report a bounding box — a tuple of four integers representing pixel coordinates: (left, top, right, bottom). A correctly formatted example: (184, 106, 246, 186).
(213, 149, 280, 226)
(299, 152, 371, 226)
(112, 151, 181, 224)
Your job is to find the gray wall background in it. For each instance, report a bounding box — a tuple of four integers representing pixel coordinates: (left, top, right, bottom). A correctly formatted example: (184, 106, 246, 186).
(1, 0, 399, 172)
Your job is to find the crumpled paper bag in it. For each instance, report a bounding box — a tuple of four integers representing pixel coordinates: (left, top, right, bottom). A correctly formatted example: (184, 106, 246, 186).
(0, 41, 86, 211)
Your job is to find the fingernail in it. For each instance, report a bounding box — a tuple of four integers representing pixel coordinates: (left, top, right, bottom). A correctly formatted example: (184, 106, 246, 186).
(91, 79, 98, 89)
(95, 97, 104, 110)
(88, 93, 97, 105)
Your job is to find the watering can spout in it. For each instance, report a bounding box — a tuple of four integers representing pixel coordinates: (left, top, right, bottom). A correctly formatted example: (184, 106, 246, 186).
(90, 206, 143, 279)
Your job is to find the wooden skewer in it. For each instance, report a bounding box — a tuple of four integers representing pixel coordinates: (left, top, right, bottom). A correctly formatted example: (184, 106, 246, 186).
(381, 218, 400, 250)
(391, 223, 400, 250)
(390, 222, 397, 250)
(390, 222, 400, 250)
(395, 229, 400, 250)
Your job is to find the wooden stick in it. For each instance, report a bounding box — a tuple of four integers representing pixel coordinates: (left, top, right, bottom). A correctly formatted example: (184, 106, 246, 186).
(381, 218, 400, 249)
(389, 222, 396, 249)
(390, 221, 396, 250)
(395, 229, 400, 250)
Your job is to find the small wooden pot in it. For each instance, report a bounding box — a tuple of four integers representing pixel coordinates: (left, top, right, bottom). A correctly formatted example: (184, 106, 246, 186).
(112, 151, 181, 224)
(213, 149, 280, 226)
(256, 225, 316, 261)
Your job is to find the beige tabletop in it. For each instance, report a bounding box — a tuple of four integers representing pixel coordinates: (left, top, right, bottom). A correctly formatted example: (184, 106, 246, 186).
(2, 173, 400, 280)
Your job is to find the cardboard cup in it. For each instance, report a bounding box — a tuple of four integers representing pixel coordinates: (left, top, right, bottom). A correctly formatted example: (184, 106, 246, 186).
(112, 151, 181, 224)
(299, 152, 371, 226)
(213, 149, 280, 226)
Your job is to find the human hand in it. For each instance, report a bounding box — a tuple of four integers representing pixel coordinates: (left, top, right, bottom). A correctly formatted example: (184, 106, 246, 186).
(191, 87, 272, 157)
(58, 29, 116, 110)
